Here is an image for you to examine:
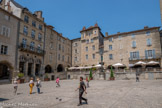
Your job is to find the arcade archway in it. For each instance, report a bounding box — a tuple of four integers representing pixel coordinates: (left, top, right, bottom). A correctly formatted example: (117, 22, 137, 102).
(57, 64, 64, 72)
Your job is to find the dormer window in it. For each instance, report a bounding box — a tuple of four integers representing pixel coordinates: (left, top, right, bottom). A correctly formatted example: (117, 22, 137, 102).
(24, 15, 29, 23)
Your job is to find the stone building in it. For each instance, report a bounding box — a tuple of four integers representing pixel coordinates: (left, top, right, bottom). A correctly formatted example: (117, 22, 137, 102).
(72, 38, 81, 67)
(75, 23, 104, 66)
(55, 33, 72, 79)
(44, 25, 72, 80)
(104, 26, 161, 68)
(0, 8, 20, 81)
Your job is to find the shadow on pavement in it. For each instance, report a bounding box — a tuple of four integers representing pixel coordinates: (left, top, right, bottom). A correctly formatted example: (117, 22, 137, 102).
(0, 98, 9, 102)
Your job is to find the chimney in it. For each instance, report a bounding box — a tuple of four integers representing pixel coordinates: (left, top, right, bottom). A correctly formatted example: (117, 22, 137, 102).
(60, 33, 62, 36)
(34, 11, 44, 21)
(117, 32, 120, 34)
(82, 26, 86, 31)
(105, 32, 108, 37)
(94, 23, 98, 27)
(7, 1, 11, 12)
(144, 26, 149, 29)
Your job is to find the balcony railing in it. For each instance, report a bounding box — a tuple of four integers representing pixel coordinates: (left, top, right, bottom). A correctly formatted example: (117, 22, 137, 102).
(18, 43, 45, 56)
(129, 55, 161, 61)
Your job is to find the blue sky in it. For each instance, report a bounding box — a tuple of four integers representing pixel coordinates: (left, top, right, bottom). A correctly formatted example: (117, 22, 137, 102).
(15, 0, 161, 39)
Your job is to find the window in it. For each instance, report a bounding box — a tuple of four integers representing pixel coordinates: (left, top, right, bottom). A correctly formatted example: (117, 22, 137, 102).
(146, 31, 150, 36)
(1, 26, 10, 37)
(30, 42, 35, 51)
(57, 36, 61, 41)
(38, 33, 42, 41)
(50, 43, 53, 49)
(86, 47, 88, 52)
(86, 39, 89, 44)
(92, 54, 95, 59)
(62, 46, 64, 52)
(119, 44, 123, 49)
(37, 45, 41, 53)
(130, 51, 139, 60)
(49, 54, 52, 62)
(109, 37, 113, 42)
(23, 26, 28, 35)
(89, 33, 91, 36)
(58, 54, 60, 60)
(68, 56, 70, 63)
(5, 15, 10, 21)
(22, 38, 27, 48)
(94, 31, 96, 34)
(75, 49, 77, 53)
(31, 30, 35, 39)
(62, 55, 64, 61)
(109, 45, 112, 50)
(32, 21, 36, 27)
(74, 43, 78, 46)
(145, 50, 156, 59)
(1, 45, 8, 55)
(132, 41, 136, 48)
(118, 36, 122, 40)
(109, 54, 113, 60)
(24, 15, 29, 23)
(147, 38, 152, 46)
(39, 24, 42, 30)
(59, 44, 61, 50)
(91, 39, 94, 43)
(86, 55, 88, 60)
(75, 57, 77, 62)
(92, 45, 95, 50)
(131, 34, 135, 38)
(82, 34, 84, 38)
(62, 39, 65, 44)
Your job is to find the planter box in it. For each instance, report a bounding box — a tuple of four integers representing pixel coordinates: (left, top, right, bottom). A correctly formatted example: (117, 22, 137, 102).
(18, 79, 25, 83)
(44, 78, 50, 81)
(109, 77, 115, 80)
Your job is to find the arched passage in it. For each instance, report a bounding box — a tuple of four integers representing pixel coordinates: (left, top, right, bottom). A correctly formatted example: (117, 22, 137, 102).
(45, 65, 52, 73)
(0, 61, 13, 80)
(57, 64, 64, 72)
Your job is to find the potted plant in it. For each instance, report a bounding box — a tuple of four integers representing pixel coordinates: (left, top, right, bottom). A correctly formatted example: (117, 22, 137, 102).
(89, 69, 93, 80)
(44, 74, 50, 81)
(110, 66, 115, 80)
(18, 73, 25, 83)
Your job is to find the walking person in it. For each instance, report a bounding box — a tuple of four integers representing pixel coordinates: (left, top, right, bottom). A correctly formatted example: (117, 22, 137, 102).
(86, 77, 89, 88)
(36, 78, 41, 94)
(136, 74, 140, 82)
(75, 77, 88, 106)
(56, 77, 60, 87)
(13, 78, 18, 95)
(29, 77, 34, 94)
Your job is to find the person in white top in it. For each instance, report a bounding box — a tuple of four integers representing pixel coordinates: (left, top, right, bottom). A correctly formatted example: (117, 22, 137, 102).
(13, 78, 18, 95)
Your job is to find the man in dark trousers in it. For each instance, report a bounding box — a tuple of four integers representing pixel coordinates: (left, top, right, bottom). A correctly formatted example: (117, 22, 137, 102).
(75, 77, 88, 106)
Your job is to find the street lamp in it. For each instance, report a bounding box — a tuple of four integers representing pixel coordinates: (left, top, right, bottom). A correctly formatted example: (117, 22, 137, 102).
(96, 45, 108, 80)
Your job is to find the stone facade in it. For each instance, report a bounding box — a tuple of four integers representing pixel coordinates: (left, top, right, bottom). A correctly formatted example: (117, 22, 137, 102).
(104, 27, 161, 68)
(71, 24, 104, 67)
(0, 0, 162, 82)
(44, 25, 72, 80)
(0, 8, 20, 80)
(17, 8, 45, 81)
(72, 38, 81, 66)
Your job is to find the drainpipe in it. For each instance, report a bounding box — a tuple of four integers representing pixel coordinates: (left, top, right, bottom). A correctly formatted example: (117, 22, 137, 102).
(14, 20, 20, 81)
(42, 24, 46, 78)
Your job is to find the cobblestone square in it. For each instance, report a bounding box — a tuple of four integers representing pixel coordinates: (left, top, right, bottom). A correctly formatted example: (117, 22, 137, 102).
(0, 80, 162, 108)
